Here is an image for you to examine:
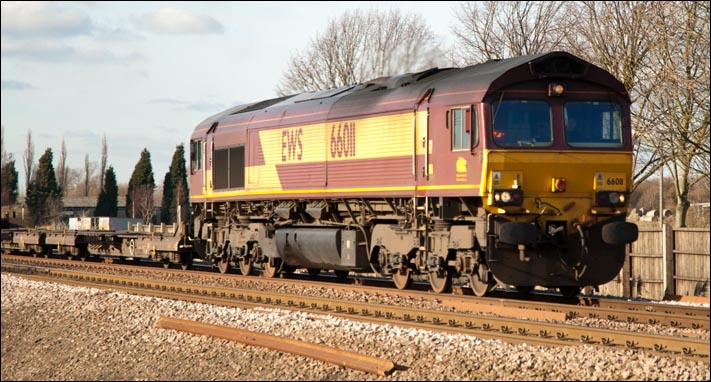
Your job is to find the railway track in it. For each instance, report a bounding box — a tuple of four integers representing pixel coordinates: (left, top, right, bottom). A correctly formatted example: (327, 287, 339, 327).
(2, 256, 708, 362)
(2, 253, 709, 331)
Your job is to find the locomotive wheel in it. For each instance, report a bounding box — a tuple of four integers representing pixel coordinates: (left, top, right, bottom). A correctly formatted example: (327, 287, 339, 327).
(262, 258, 281, 278)
(217, 257, 231, 274)
(239, 257, 254, 276)
(429, 270, 452, 294)
(163, 260, 171, 269)
(392, 268, 412, 290)
(559, 286, 581, 298)
(307, 268, 321, 277)
(468, 263, 495, 297)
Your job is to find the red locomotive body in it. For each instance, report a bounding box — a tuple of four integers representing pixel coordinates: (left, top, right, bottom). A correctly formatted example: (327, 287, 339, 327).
(188, 51, 638, 296)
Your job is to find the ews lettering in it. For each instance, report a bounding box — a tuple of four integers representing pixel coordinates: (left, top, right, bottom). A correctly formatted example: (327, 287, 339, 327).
(330, 122, 356, 158)
(281, 128, 303, 162)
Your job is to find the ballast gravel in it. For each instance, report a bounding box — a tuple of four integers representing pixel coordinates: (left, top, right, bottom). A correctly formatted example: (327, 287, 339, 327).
(1, 273, 709, 381)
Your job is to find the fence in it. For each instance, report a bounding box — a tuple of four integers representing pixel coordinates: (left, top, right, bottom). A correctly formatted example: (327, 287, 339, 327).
(598, 224, 710, 300)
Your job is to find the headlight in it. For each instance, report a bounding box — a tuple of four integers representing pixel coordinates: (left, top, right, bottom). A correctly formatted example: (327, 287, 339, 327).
(595, 191, 627, 206)
(501, 192, 512, 203)
(609, 192, 620, 204)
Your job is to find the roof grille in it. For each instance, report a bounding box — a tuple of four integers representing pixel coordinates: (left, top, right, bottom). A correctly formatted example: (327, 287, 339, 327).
(530, 56, 587, 77)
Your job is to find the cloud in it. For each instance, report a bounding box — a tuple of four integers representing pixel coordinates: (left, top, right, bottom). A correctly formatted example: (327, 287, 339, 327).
(150, 98, 185, 105)
(1, 2, 93, 37)
(0, 40, 75, 61)
(136, 7, 224, 34)
(150, 98, 226, 113)
(1, 80, 35, 91)
(1, 39, 144, 64)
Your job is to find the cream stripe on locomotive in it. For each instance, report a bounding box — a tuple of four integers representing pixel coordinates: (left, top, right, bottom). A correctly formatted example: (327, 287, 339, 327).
(238, 112, 415, 193)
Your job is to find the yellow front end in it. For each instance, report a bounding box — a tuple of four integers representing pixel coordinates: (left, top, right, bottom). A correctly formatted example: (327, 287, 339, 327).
(482, 150, 633, 234)
(480, 149, 637, 289)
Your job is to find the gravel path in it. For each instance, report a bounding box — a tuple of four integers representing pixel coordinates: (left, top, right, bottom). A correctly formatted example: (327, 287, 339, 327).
(2, 273, 709, 381)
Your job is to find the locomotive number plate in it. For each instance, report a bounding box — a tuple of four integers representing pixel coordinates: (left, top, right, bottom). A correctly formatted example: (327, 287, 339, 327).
(594, 172, 626, 190)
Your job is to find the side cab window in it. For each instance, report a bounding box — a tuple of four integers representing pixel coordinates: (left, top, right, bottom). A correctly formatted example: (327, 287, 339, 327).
(190, 140, 202, 173)
(448, 106, 478, 151)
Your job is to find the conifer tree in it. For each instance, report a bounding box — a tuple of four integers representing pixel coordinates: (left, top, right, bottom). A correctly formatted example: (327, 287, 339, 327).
(126, 148, 155, 220)
(26, 148, 61, 226)
(1, 128, 19, 206)
(1, 159, 19, 206)
(160, 171, 173, 223)
(95, 166, 118, 217)
(161, 144, 189, 224)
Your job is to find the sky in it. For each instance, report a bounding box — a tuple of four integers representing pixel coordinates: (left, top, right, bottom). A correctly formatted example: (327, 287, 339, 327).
(1, 1, 460, 194)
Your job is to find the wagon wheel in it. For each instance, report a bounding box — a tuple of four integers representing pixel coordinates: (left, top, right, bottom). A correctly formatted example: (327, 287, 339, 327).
(239, 256, 254, 276)
(392, 268, 412, 290)
(181, 253, 193, 271)
(77, 247, 88, 262)
(307, 268, 321, 277)
(163, 260, 171, 269)
(262, 257, 281, 278)
(558, 286, 581, 298)
(429, 269, 452, 294)
(468, 263, 496, 297)
(282, 264, 296, 275)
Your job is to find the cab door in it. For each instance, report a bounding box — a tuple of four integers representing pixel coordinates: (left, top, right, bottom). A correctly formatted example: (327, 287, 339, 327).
(424, 104, 481, 193)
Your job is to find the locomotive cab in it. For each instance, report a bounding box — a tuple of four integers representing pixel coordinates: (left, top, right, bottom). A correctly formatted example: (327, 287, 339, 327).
(478, 53, 638, 295)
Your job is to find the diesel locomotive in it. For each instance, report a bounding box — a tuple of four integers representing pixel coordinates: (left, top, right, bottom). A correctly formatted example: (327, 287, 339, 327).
(188, 51, 639, 296)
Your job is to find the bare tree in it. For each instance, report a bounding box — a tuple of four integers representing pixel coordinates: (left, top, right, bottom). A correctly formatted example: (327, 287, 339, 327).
(56, 139, 68, 196)
(23, 129, 34, 196)
(129, 184, 155, 224)
(1, 127, 7, 165)
(450, 1, 568, 66)
(566, 1, 662, 189)
(99, 134, 107, 190)
(644, 1, 709, 227)
(83, 154, 96, 197)
(63, 168, 84, 197)
(276, 9, 443, 95)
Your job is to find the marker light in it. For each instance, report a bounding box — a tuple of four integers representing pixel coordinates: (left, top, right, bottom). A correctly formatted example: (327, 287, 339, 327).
(551, 177, 567, 192)
(548, 82, 565, 96)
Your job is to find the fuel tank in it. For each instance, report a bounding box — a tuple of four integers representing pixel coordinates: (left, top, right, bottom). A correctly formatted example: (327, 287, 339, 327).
(275, 228, 368, 271)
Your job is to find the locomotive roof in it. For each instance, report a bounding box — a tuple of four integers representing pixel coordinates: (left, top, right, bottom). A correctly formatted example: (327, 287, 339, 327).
(192, 51, 628, 137)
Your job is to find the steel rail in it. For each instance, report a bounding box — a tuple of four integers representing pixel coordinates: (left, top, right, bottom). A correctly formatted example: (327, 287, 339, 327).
(2, 253, 708, 331)
(4, 265, 708, 362)
(3, 253, 708, 331)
